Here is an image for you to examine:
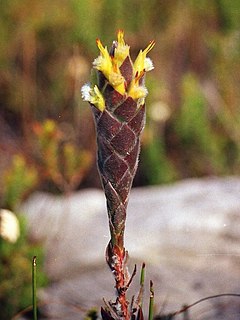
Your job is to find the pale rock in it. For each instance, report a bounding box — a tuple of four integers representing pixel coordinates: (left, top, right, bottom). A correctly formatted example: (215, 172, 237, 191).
(20, 177, 240, 319)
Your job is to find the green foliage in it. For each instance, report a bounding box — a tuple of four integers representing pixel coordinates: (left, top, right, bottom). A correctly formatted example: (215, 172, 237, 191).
(217, 0, 240, 30)
(84, 308, 98, 320)
(2, 154, 38, 210)
(32, 119, 93, 192)
(0, 216, 48, 320)
(142, 137, 177, 185)
(175, 74, 226, 176)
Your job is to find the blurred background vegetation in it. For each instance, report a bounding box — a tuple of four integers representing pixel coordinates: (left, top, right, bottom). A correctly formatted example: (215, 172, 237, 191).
(0, 0, 240, 318)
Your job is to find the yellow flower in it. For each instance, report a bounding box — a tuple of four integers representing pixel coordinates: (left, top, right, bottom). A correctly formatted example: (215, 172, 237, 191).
(0, 209, 20, 243)
(93, 39, 113, 79)
(81, 84, 105, 111)
(82, 31, 154, 111)
(133, 40, 155, 76)
(113, 30, 130, 65)
(93, 36, 126, 95)
(127, 40, 155, 102)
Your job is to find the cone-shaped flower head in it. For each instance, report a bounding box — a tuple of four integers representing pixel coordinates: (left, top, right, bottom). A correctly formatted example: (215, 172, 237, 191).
(82, 31, 154, 319)
(82, 30, 154, 247)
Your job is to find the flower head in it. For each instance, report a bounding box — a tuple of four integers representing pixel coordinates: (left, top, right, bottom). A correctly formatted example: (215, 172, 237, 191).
(82, 31, 154, 111)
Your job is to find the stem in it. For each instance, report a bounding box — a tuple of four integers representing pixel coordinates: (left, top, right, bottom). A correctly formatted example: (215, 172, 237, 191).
(32, 256, 37, 320)
(106, 241, 130, 319)
(148, 281, 154, 320)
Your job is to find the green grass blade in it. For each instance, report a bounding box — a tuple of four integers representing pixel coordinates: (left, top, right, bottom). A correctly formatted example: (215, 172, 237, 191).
(140, 262, 145, 287)
(32, 256, 37, 320)
(148, 280, 154, 320)
(138, 262, 146, 308)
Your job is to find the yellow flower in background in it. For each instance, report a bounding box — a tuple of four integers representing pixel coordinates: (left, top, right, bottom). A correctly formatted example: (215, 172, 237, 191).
(0, 209, 20, 243)
(82, 30, 154, 111)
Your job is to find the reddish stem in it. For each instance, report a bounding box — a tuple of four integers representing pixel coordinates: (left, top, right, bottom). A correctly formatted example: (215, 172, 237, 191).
(106, 240, 130, 319)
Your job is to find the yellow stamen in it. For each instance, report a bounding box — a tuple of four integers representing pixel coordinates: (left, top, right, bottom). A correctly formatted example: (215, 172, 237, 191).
(134, 70, 145, 83)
